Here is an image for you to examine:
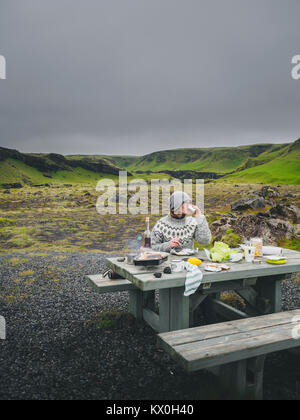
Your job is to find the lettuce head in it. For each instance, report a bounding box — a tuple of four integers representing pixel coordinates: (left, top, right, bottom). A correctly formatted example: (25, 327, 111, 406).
(209, 242, 238, 262)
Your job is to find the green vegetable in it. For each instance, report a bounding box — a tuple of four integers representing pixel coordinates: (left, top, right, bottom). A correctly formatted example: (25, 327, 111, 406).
(209, 241, 239, 262)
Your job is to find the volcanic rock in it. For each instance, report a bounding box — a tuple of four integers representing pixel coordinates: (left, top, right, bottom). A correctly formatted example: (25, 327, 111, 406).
(231, 195, 266, 211)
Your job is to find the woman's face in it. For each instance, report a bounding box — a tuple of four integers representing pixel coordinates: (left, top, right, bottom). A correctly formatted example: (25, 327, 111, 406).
(174, 202, 190, 215)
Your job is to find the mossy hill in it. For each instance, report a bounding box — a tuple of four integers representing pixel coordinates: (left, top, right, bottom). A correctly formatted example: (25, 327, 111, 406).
(0, 138, 299, 186)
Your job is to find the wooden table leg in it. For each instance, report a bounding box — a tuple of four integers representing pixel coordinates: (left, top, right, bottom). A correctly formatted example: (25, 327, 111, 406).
(169, 287, 190, 331)
(254, 275, 285, 314)
(158, 289, 171, 332)
(158, 287, 190, 332)
(142, 291, 160, 331)
(202, 293, 220, 325)
(189, 293, 208, 327)
(143, 290, 156, 312)
(129, 289, 144, 320)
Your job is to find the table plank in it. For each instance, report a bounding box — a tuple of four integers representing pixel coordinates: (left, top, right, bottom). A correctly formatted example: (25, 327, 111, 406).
(105, 257, 168, 287)
(133, 260, 300, 291)
(106, 248, 300, 291)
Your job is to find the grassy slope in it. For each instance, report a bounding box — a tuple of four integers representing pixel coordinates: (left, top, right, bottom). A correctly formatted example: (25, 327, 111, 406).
(0, 159, 120, 185)
(68, 155, 138, 169)
(127, 148, 244, 172)
(222, 141, 300, 185)
(0, 158, 171, 186)
(102, 144, 288, 174)
(0, 159, 50, 184)
(1, 140, 299, 186)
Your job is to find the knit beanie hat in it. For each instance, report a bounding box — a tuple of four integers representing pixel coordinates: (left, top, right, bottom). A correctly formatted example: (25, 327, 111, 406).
(169, 191, 192, 213)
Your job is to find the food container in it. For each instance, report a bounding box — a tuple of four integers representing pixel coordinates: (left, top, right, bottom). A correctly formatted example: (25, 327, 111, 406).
(171, 259, 186, 273)
(127, 253, 137, 265)
(250, 237, 263, 257)
(134, 250, 169, 266)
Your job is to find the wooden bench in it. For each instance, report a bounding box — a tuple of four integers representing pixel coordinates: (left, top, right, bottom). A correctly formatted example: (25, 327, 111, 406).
(87, 275, 157, 320)
(157, 309, 300, 400)
(87, 274, 136, 294)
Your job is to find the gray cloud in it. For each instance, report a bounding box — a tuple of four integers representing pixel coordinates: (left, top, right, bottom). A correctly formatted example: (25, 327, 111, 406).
(0, 0, 299, 155)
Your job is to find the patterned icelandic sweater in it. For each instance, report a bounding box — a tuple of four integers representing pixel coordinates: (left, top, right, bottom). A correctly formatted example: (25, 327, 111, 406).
(151, 214, 212, 253)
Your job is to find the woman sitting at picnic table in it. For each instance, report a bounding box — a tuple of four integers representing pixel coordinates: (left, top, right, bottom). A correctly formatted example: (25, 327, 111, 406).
(151, 191, 212, 253)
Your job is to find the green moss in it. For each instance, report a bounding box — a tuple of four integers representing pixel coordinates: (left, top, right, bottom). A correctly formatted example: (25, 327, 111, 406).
(6, 227, 35, 248)
(0, 183, 298, 255)
(221, 231, 242, 248)
(221, 292, 246, 311)
(7, 257, 29, 266)
(278, 238, 300, 252)
(89, 311, 135, 330)
(293, 273, 300, 284)
(19, 270, 34, 277)
(0, 217, 17, 227)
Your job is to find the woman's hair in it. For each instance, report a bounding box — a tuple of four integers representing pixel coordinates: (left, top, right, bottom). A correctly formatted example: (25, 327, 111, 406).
(169, 191, 191, 214)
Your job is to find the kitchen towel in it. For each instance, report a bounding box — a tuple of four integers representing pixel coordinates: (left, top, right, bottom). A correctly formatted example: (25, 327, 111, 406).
(184, 262, 203, 297)
(262, 246, 283, 256)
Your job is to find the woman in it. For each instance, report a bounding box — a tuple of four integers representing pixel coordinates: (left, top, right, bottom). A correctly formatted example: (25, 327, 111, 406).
(151, 191, 212, 253)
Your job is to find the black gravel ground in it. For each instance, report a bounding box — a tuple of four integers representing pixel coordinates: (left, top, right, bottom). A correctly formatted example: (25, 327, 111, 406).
(0, 252, 299, 400)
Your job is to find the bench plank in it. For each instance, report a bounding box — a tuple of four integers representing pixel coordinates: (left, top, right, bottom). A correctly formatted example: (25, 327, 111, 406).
(159, 310, 300, 346)
(87, 274, 136, 293)
(157, 310, 300, 372)
(180, 324, 300, 372)
(177, 323, 296, 356)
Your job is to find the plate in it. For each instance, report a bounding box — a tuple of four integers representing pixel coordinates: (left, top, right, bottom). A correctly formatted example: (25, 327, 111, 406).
(229, 253, 244, 262)
(171, 248, 195, 256)
(264, 255, 285, 261)
(134, 251, 169, 266)
(266, 258, 287, 265)
(204, 264, 222, 272)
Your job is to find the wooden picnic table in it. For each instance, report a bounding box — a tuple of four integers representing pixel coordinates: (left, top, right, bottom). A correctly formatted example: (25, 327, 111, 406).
(105, 248, 300, 333)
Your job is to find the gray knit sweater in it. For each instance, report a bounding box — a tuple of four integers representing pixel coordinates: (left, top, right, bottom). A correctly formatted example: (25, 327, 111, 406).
(151, 214, 212, 253)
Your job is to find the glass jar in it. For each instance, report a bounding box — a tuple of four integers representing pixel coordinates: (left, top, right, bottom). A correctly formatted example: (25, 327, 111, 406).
(250, 237, 263, 257)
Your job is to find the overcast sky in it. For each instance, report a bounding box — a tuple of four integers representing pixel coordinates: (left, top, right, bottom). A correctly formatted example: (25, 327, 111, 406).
(0, 0, 299, 155)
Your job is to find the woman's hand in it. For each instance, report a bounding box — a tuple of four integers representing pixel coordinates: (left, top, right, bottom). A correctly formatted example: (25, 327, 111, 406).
(170, 238, 180, 248)
(191, 205, 202, 218)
